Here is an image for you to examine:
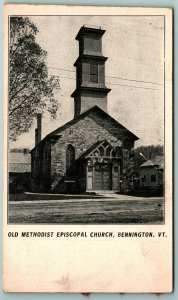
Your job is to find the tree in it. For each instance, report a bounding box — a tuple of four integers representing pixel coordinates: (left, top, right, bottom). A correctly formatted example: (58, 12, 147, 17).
(10, 148, 30, 153)
(9, 17, 60, 140)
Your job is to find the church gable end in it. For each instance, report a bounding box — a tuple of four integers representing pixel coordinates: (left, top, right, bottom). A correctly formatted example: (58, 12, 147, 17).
(49, 112, 134, 192)
(50, 114, 123, 175)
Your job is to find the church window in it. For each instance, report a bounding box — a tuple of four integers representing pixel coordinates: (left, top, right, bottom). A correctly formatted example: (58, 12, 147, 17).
(151, 174, 156, 182)
(106, 145, 112, 157)
(88, 166, 93, 172)
(66, 145, 75, 171)
(103, 141, 108, 148)
(95, 164, 100, 171)
(98, 146, 104, 156)
(114, 167, 118, 173)
(77, 65, 82, 86)
(111, 149, 117, 157)
(90, 63, 98, 83)
(93, 149, 99, 156)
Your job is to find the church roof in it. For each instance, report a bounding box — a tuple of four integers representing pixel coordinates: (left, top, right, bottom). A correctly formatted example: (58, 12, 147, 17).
(50, 105, 139, 139)
(30, 105, 139, 153)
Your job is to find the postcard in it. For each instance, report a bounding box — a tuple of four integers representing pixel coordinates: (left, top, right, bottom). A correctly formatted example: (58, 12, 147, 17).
(3, 4, 173, 292)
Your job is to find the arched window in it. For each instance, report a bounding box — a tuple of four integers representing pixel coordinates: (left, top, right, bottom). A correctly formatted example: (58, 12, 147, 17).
(106, 145, 112, 157)
(66, 145, 75, 171)
(98, 146, 104, 156)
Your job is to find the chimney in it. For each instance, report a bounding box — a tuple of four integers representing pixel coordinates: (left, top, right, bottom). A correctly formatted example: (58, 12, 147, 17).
(35, 114, 42, 146)
(37, 113, 42, 143)
(35, 128, 38, 146)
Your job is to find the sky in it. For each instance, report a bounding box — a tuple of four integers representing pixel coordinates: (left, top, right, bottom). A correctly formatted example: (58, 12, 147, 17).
(10, 15, 164, 149)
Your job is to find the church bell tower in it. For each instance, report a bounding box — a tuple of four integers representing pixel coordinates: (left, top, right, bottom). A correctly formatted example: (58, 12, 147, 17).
(71, 25, 111, 118)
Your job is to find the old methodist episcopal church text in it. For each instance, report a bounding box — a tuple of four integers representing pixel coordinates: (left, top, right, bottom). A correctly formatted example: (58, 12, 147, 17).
(3, 5, 172, 292)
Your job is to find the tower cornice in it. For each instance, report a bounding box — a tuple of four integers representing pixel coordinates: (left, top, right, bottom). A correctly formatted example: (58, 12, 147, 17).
(75, 26, 106, 41)
(71, 86, 111, 98)
(74, 54, 108, 67)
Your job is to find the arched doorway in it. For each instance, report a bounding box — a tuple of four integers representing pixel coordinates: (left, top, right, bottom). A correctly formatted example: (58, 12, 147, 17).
(84, 140, 121, 191)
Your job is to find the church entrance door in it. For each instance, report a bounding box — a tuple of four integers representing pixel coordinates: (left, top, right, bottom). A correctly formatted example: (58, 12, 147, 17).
(94, 163, 112, 190)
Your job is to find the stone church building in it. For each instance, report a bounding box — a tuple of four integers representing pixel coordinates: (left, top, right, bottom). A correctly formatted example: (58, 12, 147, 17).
(30, 26, 139, 193)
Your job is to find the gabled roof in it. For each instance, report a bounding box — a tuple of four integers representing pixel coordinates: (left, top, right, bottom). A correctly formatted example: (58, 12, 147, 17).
(30, 105, 139, 152)
(140, 156, 164, 168)
(9, 153, 31, 173)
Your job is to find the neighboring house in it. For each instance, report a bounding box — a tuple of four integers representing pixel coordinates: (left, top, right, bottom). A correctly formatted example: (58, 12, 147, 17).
(9, 152, 31, 193)
(139, 156, 164, 188)
(30, 25, 139, 193)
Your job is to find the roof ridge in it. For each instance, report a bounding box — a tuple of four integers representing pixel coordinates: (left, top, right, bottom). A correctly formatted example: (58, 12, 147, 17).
(30, 105, 139, 152)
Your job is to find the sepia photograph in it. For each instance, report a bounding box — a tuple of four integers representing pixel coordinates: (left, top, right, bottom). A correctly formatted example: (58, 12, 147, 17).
(3, 5, 173, 293)
(8, 14, 165, 224)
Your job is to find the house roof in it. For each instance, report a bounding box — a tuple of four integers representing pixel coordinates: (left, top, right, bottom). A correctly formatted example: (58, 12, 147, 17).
(30, 105, 139, 153)
(140, 156, 164, 168)
(158, 162, 164, 170)
(9, 153, 31, 173)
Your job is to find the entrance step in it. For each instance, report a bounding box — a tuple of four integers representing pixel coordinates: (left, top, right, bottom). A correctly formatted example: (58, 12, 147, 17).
(88, 190, 117, 194)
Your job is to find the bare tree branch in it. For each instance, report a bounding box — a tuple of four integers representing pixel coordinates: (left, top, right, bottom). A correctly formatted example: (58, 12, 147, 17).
(9, 90, 39, 116)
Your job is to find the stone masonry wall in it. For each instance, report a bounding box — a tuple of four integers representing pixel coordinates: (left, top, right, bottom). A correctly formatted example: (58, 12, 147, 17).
(50, 115, 131, 191)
